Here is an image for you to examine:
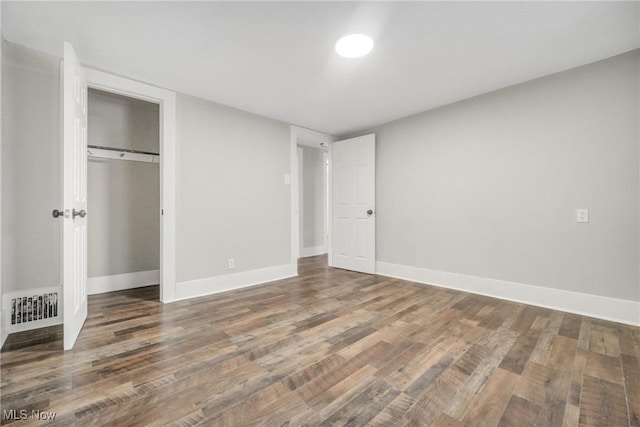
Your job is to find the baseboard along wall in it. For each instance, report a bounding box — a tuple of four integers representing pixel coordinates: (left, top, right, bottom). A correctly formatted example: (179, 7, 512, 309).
(376, 261, 640, 327)
(300, 245, 327, 258)
(8, 261, 636, 336)
(175, 263, 297, 302)
(88, 269, 160, 295)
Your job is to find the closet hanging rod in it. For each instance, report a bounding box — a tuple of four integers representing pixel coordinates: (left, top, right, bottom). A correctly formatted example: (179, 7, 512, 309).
(87, 144, 159, 156)
(87, 145, 160, 164)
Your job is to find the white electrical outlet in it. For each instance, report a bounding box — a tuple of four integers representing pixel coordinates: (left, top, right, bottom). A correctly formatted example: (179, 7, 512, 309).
(577, 209, 589, 223)
(228, 258, 235, 269)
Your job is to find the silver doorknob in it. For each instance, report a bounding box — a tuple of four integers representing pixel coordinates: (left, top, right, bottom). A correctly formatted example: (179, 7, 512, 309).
(72, 209, 87, 219)
(367, 209, 374, 216)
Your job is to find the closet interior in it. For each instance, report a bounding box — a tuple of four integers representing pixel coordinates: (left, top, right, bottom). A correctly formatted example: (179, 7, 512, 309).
(87, 88, 160, 299)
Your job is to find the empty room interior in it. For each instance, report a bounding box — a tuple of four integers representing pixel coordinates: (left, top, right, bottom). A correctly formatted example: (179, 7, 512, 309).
(1, 1, 639, 426)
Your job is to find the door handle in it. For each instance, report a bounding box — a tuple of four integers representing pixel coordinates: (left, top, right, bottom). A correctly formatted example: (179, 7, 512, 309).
(72, 209, 87, 219)
(367, 209, 374, 216)
(52, 209, 63, 219)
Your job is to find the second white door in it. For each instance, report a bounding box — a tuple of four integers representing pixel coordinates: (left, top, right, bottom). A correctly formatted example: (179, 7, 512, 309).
(331, 134, 376, 274)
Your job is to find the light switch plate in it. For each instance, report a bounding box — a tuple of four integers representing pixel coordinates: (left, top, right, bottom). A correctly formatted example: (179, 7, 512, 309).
(577, 209, 589, 223)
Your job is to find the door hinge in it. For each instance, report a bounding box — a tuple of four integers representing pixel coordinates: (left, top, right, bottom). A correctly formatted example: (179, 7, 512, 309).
(161, 209, 164, 215)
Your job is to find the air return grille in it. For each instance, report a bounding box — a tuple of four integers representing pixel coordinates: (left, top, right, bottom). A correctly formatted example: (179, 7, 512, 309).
(10, 292, 59, 325)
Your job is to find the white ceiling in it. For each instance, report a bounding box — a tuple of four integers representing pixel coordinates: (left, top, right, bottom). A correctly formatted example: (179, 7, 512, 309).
(3, 1, 639, 136)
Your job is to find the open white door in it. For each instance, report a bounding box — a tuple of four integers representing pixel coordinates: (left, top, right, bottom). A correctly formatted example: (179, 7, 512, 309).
(62, 42, 88, 350)
(330, 134, 375, 274)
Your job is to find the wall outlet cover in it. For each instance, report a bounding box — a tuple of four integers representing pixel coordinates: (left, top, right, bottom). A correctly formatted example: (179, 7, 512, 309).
(577, 209, 589, 223)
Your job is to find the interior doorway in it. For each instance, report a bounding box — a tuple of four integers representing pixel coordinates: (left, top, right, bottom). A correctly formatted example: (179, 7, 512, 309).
(61, 46, 176, 350)
(290, 127, 376, 276)
(297, 144, 329, 258)
(84, 66, 176, 306)
(289, 126, 334, 269)
(86, 88, 161, 300)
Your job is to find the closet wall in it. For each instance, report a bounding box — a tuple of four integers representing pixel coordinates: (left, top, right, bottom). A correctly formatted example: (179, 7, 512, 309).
(87, 89, 160, 286)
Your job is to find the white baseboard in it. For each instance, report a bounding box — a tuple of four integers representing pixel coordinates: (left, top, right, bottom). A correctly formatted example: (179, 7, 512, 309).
(5, 315, 62, 334)
(88, 269, 160, 295)
(376, 261, 640, 327)
(175, 263, 297, 302)
(300, 245, 327, 258)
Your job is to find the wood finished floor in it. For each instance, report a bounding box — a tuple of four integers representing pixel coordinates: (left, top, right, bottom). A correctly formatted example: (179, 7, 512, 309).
(1, 255, 639, 426)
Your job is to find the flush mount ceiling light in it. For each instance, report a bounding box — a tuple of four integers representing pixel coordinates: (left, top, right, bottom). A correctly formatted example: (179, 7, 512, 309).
(335, 34, 374, 58)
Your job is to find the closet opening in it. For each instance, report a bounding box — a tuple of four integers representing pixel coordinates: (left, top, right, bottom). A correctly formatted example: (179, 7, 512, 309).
(297, 142, 329, 259)
(86, 88, 161, 302)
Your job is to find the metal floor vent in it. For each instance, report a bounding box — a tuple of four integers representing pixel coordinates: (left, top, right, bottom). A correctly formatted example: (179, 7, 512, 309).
(10, 292, 59, 325)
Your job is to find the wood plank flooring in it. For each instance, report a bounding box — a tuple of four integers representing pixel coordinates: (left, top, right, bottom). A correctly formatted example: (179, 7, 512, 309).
(1, 255, 639, 426)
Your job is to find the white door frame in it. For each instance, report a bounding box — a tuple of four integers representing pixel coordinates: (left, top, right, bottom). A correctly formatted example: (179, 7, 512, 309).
(85, 68, 177, 303)
(297, 146, 304, 255)
(289, 125, 335, 271)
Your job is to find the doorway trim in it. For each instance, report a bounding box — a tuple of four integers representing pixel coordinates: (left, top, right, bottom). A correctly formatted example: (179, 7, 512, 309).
(85, 68, 177, 303)
(289, 125, 335, 271)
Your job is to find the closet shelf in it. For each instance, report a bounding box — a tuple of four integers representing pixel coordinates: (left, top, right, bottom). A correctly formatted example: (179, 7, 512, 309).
(87, 145, 159, 163)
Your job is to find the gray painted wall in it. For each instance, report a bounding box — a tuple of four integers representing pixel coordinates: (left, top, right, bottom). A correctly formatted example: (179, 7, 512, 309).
(2, 40, 60, 293)
(176, 94, 290, 283)
(299, 145, 325, 250)
(88, 89, 159, 153)
(2, 41, 292, 293)
(366, 50, 640, 302)
(3, 39, 637, 309)
(87, 89, 160, 278)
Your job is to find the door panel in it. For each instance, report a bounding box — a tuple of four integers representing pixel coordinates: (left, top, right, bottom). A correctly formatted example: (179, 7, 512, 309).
(63, 42, 88, 350)
(356, 164, 368, 204)
(331, 134, 375, 274)
(356, 219, 368, 259)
